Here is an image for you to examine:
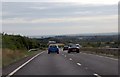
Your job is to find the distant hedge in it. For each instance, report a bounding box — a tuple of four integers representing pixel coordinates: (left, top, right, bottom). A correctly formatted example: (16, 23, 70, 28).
(80, 48, 118, 57)
(2, 33, 40, 50)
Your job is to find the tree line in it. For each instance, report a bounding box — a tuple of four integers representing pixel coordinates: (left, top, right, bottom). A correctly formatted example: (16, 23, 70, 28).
(2, 33, 40, 50)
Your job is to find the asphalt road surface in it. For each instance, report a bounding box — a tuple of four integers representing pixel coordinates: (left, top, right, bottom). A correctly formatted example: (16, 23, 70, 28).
(5, 50, 118, 77)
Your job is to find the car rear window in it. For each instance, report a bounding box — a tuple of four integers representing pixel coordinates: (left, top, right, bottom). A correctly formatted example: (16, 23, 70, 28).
(50, 45, 57, 48)
(69, 45, 77, 47)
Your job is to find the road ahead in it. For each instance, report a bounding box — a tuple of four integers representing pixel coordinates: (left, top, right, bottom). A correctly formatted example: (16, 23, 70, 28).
(5, 50, 118, 76)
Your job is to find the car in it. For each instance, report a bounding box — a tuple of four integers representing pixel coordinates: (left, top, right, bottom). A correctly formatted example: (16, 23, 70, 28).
(68, 44, 80, 53)
(76, 44, 82, 48)
(48, 44, 59, 54)
(63, 46, 69, 51)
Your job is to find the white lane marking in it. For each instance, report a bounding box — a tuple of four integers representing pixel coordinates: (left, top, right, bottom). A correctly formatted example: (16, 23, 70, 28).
(100, 57, 118, 60)
(77, 63, 81, 66)
(96, 55, 118, 61)
(6, 51, 45, 77)
(69, 58, 72, 60)
(93, 73, 101, 77)
(81, 52, 118, 61)
(64, 55, 66, 57)
(85, 67, 88, 69)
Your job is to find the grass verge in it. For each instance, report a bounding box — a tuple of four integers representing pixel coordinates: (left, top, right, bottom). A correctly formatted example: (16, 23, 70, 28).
(2, 48, 42, 67)
(80, 48, 118, 59)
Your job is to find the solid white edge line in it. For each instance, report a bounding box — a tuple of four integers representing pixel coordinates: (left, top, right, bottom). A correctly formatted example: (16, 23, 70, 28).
(81, 52, 118, 61)
(6, 51, 45, 77)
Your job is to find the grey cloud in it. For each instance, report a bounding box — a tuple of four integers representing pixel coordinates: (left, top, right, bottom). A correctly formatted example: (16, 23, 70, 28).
(2, 2, 117, 19)
(2, 2, 118, 36)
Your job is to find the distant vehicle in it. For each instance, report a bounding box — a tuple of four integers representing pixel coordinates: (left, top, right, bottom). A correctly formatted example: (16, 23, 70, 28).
(68, 44, 80, 53)
(63, 46, 69, 51)
(48, 44, 59, 54)
(48, 41, 56, 45)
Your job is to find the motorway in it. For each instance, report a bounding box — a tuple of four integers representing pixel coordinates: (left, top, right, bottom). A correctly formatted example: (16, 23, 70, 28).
(4, 50, 118, 77)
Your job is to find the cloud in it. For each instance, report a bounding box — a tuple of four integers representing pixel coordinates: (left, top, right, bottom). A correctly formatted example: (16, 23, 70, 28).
(2, 2, 117, 20)
(2, 2, 118, 36)
(29, 6, 49, 10)
(3, 22, 118, 36)
(2, 15, 117, 24)
(2, 0, 119, 5)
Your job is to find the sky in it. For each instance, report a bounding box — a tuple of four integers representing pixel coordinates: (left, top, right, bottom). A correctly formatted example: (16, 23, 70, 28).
(1, 0, 119, 36)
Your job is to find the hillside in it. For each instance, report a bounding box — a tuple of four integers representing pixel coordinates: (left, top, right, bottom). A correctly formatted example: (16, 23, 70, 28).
(2, 33, 41, 67)
(37, 34, 119, 48)
(2, 33, 40, 50)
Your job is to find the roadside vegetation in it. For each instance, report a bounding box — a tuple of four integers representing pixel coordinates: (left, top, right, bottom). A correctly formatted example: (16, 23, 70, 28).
(80, 48, 118, 58)
(2, 49, 40, 67)
(2, 33, 45, 67)
(2, 33, 40, 50)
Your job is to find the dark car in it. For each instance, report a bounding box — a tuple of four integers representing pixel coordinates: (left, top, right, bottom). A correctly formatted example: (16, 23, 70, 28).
(68, 44, 80, 53)
(48, 44, 59, 54)
(63, 46, 69, 51)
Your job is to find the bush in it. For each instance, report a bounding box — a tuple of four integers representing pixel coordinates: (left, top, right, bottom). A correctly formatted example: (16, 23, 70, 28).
(2, 34, 40, 50)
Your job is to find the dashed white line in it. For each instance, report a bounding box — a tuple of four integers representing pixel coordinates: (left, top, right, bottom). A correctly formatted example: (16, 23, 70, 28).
(64, 55, 66, 57)
(93, 73, 101, 77)
(69, 58, 72, 60)
(77, 63, 81, 66)
(85, 67, 88, 69)
(6, 51, 45, 77)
